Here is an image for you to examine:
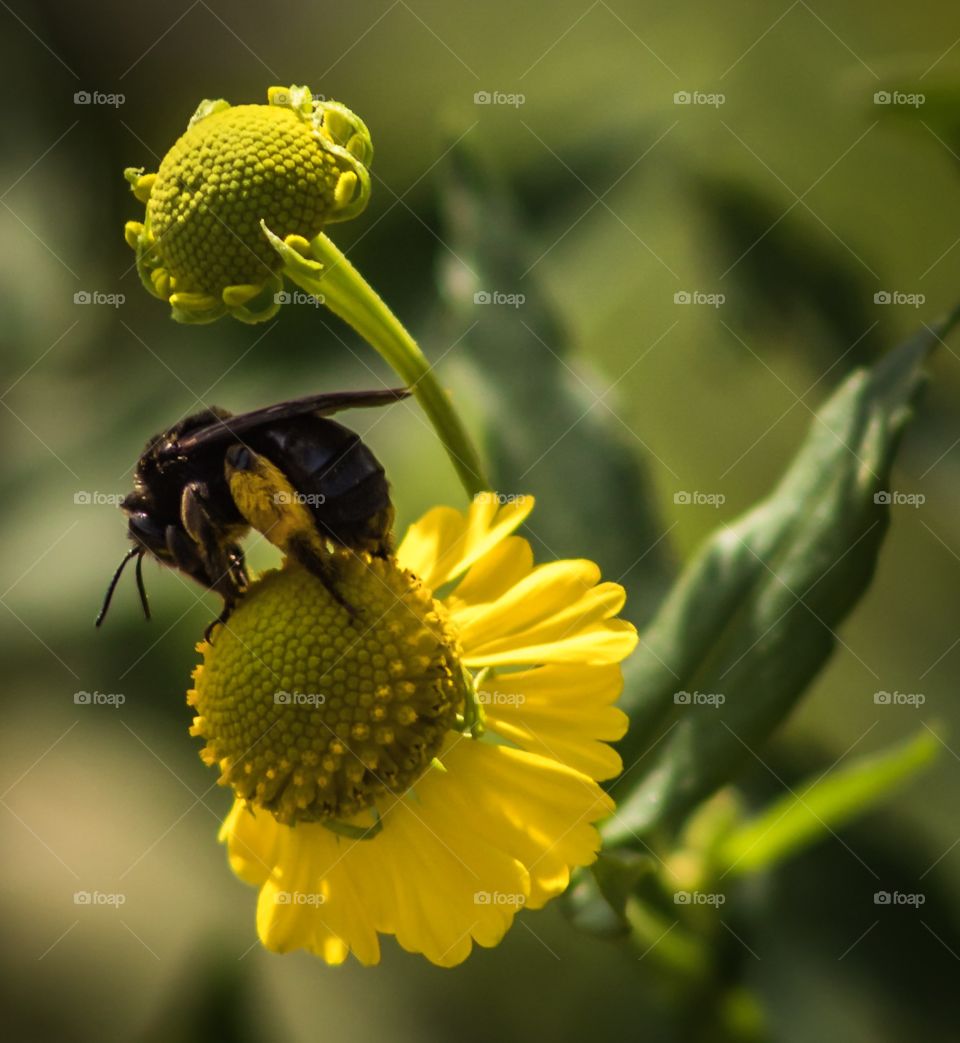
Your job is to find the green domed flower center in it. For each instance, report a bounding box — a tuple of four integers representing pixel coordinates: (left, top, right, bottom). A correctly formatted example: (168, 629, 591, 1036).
(189, 556, 464, 826)
(148, 104, 346, 297)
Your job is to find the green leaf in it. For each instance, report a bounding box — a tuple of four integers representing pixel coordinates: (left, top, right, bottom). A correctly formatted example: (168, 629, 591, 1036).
(716, 728, 940, 876)
(607, 311, 959, 842)
(691, 173, 880, 374)
(432, 143, 675, 624)
(563, 850, 654, 939)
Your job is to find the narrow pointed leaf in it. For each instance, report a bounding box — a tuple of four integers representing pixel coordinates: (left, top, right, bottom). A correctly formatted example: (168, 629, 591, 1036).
(607, 311, 958, 842)
(716, 728, 940, 875)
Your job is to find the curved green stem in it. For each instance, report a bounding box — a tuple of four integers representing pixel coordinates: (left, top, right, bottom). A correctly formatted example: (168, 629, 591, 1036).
(280, 230, 489, 498)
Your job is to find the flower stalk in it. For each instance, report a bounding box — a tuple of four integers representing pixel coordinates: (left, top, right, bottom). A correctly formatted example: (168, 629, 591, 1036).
(271, 228, 489, 497)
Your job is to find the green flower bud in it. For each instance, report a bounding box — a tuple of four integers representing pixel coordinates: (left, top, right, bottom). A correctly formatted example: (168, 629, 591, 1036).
(124, 85, 372, 324)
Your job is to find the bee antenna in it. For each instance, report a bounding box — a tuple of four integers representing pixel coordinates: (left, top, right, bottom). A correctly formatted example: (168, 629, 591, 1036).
(134, 550, 151, 621)
(95, 547, 141, 628)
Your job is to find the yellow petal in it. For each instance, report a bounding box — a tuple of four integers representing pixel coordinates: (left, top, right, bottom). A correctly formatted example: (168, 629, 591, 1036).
(368, 770, 529, 966)
(463, 619, 638, 666)
(396, 506, 463, 586)
(448, 557, 637, 666)
(221, 802, 382, 965)
(480, 664, 627, 780)
(440, 741, 613, 908)
(220, 800, 279, 886)
(220, 763, 531, 967)
(453, 560, 611, 634)
(397, 495, 534, 589)
(445, 535, 533, 611)
(219, 733, 612, 964)
(253, 818, 382, 966)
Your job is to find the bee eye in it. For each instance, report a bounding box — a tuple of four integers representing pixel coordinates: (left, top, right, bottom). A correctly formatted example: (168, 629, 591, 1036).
(127, 513, 165, 545)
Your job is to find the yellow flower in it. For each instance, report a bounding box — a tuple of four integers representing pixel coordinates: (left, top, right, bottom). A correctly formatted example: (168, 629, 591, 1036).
(123, 85, 372, 324)
(189, 495, 636, 967)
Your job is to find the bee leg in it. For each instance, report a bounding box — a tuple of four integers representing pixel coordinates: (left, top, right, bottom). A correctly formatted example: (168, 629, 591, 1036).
(180, 482, 247, 623)
(225, 446, 359, 620)
(370, 505, 396, 558)
(288, 535, 360, 623)
(165, 525, 207, 580)
(227, 544, 248, 595)
(203, 599, 236, 643)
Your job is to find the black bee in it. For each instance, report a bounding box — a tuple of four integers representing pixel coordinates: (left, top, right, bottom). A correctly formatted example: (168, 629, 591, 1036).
(96, 387, 410, 635)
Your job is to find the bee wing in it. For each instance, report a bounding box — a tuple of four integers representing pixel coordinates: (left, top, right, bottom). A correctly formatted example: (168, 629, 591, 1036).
(169, 388, 411, 454)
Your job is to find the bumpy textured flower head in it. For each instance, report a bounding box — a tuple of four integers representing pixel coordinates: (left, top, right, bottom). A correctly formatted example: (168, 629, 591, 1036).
(124, 85, 372, 324)
(189, 495, 637, 967)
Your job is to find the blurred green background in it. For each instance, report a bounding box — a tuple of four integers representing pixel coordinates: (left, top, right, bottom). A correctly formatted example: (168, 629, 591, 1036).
(3, 1, 960, 1040)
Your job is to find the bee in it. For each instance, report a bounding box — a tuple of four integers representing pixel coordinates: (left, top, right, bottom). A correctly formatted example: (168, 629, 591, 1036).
(96, 387, 410, 635)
